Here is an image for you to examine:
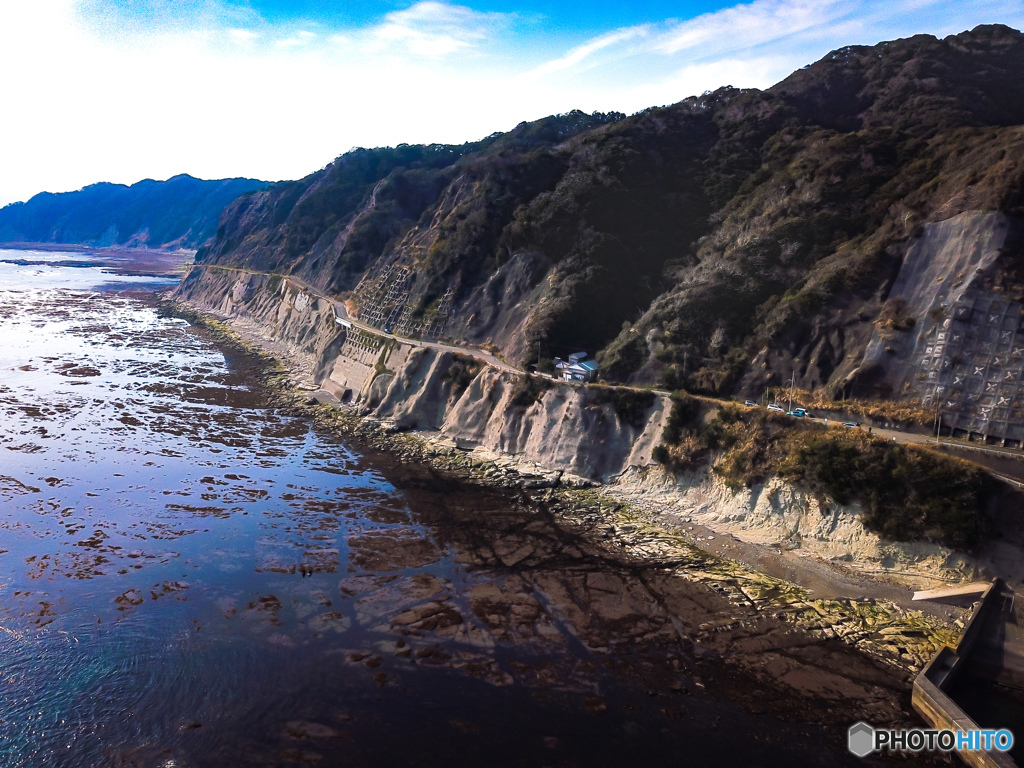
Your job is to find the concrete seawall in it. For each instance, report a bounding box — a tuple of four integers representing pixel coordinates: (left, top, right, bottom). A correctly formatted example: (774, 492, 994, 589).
(913, 580, 1020, 768)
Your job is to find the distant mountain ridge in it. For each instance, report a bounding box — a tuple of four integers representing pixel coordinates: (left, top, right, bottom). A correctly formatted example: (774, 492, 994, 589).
(0, 174, 267, 250)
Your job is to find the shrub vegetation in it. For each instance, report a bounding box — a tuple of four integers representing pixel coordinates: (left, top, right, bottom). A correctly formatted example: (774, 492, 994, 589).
(509, 374, 554, 407)
(442, 355, 483, 396)
(585, 385, 657, 429)
(653, 396, 993, 548)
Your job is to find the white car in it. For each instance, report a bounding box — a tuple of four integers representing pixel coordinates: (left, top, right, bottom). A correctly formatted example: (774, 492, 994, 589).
(767, 404, 785, 413)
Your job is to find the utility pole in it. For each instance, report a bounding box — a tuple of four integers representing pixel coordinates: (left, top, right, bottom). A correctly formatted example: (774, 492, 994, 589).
(788, 370, 795, 413)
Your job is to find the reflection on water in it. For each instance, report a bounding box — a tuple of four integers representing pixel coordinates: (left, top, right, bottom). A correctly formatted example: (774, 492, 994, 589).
(0, 259, 864, 767)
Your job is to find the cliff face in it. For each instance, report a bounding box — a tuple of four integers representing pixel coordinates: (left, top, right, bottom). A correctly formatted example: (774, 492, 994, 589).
(174, 268, 1019, 583)
(364, 348, 669, 480)
(0, 174, 266, 250)
(174, 266, 665, 483)
(174, 266, 342, 386)
(611, 466, 978, 585)
(192, 25, 1024, 413)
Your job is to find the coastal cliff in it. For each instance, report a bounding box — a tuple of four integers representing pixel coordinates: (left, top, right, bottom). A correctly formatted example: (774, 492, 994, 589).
(172, 266, 1019, 588)
(174, 265, 667, 484)
(166, 22, 1024, 589)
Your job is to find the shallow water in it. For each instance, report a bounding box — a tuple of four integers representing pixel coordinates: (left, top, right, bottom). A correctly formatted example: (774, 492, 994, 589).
(0, 256, 869, 767)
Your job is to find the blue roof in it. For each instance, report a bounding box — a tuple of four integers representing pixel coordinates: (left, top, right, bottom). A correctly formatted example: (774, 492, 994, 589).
(577, 360, 599, 371)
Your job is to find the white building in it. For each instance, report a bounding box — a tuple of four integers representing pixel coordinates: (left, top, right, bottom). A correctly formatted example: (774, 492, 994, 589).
(554, 352, 599, 382)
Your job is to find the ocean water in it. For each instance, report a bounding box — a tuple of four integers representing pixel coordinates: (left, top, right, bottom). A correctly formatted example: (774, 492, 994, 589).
(0, 255, 861, 767)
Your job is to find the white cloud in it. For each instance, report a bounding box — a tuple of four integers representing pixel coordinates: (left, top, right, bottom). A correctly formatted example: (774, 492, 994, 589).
(228, 28, 259, 42)
(0, 0, 1021, 207)
(527, 26, 649, 77)
(368, 1, 510, 57)
(623, 55, 797, 110)
(274, 35, 312, 48)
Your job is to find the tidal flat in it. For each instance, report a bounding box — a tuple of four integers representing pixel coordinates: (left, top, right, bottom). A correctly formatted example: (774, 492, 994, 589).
(0, 255, 939, 767)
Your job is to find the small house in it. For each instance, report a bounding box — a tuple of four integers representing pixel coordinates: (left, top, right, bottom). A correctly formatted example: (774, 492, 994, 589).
(554, 353, 599, 382)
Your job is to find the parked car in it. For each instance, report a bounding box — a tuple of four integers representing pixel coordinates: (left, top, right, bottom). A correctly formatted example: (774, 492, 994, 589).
(842, 422, 859, 428)
(767, 404, 785, 413)
(744, 400, 758, 407)
(787, 410, 804, 417)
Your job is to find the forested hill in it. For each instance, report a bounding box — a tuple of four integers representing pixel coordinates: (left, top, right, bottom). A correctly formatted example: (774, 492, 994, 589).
(0, 174, 267, 250)
(190, 24, 1024, 404)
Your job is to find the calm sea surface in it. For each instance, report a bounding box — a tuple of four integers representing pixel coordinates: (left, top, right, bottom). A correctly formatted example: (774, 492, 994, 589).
(0, 253, 860, 767)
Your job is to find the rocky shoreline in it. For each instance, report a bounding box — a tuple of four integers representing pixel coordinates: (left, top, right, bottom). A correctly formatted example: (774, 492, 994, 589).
(312, 407, 962, 670)
(161, 296, 966, 688)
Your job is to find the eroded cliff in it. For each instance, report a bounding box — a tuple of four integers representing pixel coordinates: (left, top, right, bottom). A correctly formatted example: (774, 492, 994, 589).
(174, 266, 667, 483)
(173, 268, 1016, 587)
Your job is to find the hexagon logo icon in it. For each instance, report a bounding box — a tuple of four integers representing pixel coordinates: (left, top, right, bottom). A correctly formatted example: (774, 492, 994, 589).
(848, 722, 875, 757)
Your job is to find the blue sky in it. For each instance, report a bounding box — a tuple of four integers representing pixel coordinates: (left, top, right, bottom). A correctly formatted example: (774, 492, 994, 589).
(1, 1, 1022, 207)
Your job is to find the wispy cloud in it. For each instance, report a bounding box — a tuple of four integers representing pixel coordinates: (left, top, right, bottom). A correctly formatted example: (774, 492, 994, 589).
(527, 26, 649, 77)
(522, 0, 854, 86)
(654, 0, 848, 56)
(368, 1, 510, 57)
(521, 0, 1024, 101)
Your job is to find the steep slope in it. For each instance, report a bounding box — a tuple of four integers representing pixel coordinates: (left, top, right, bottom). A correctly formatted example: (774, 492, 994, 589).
(601, 24, 1024, 396)
(0, 174, 267, 249)
(187, 25, 1024, 419)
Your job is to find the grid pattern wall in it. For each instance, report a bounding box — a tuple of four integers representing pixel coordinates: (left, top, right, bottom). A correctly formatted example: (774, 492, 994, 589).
(918, 290, 1024, 442)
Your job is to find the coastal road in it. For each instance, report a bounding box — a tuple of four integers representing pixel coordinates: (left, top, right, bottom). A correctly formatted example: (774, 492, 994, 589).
(191, 264, 1024, 483)
(191, 264, 521, 375)
(323, 295, 520, 375)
